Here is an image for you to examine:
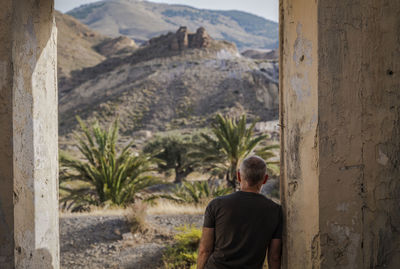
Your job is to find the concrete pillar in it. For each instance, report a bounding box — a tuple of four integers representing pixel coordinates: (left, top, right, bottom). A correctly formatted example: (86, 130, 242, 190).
(0, 0, 59, 268)
(280, 0, 400, 268)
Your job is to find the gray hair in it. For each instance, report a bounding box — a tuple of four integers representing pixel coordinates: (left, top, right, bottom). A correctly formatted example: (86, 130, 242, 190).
(239, 155, 267, 186)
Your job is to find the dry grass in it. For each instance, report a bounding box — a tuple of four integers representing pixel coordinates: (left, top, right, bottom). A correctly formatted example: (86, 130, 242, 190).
(125, 202, 148, 233)
(59, 199, 208, 218)
(59, 206, 127, 218)
(147, 200, 206, 215)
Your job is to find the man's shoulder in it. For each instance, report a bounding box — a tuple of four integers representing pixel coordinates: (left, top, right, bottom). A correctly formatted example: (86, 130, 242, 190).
(208, 192, 281, 208)
(206, 192, 236, 208)
(207, 193, 230, 204)
(263, 196, 281, 207)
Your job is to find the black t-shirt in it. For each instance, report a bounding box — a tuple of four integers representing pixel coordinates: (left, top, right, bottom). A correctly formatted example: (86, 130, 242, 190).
(203, 191, 282, 269)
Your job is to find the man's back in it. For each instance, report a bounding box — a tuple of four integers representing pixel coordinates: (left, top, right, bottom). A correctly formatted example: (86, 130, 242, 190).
(203, 191, 282, 269)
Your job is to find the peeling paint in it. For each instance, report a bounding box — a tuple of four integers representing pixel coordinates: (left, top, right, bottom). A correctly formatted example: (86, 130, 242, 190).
(336, 203, 349, 212)
(293, 23, 313, 67)
(376, 148, 389, 166)
(290, 71, 311, 101)
(288, 181, 298, 196)
(328, 223, 361, 269)
(311, 233, 321, 269)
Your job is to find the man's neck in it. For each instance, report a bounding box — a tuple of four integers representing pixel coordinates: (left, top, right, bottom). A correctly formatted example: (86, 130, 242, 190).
(240, 186, 261, 194)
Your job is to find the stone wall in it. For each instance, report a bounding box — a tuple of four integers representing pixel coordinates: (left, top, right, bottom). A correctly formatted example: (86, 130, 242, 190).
(280, 0, 400, 268)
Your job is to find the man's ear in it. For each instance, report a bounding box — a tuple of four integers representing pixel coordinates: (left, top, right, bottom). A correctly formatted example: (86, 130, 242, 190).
(262, 174, 269, 184)
(237, 170, 242, 183)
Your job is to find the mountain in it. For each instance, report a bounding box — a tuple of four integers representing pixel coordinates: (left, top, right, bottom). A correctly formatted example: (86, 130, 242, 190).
(58, 26, 279, 145)
(66, 0, 279, 50)
(55, 11, 138, 80)
(55, 10, 107, 79)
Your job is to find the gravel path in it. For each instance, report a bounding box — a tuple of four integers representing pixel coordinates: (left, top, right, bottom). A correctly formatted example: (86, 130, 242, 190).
(60, 214, 204, 268)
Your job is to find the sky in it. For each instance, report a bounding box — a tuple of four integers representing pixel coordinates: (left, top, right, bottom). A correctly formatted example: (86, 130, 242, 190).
(55, 0, 279, 22)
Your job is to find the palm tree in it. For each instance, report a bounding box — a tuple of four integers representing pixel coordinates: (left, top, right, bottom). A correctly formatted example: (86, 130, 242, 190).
(197, 114, 268, 190)
(255, 144, 280, 177)
(143, 134, 201, 183)
(60, 118, 158, 211)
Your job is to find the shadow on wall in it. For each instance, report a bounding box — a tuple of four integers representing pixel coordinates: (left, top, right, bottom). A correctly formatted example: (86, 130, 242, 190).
(32, 248, 54, 269)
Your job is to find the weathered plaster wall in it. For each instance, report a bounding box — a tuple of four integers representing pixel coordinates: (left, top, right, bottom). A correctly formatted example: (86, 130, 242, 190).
(0, 1, 15, 267)
(279, 0, 319, 268)
(281, 0, 400, 268)
(0, 0, 59, 268)
(318, 1, 400, 268)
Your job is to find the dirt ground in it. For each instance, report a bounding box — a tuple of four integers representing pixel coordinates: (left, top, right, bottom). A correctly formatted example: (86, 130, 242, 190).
(60, 214, 204, 268)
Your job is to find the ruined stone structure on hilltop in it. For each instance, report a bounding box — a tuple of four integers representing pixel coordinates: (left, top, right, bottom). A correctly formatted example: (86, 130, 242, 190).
(170, 26, 212, 50)
(0, 0, 399, 268)
(149, 26, 212, 51)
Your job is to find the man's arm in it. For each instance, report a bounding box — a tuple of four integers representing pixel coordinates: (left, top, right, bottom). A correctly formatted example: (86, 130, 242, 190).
(268, 238, 282, 269)
(197, 227, 214, 269)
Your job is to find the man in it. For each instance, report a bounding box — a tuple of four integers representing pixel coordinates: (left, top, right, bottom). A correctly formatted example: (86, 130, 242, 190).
(197, 155, 283, 269)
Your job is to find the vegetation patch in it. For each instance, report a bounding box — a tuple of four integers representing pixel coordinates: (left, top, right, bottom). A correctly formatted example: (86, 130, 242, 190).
(163, 225, 202, 269)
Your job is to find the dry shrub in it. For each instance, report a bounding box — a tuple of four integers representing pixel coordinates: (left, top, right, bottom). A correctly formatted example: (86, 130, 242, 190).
(125, 202, 148, 234)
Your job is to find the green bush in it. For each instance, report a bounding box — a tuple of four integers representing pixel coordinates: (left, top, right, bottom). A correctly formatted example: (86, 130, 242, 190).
(163, 225, 202, 269)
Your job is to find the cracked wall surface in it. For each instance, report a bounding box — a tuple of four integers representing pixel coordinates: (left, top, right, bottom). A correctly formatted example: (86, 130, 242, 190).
(318, 1, 400, 268)
(281, 0, 400, 268)
(0, 0, 59, 268)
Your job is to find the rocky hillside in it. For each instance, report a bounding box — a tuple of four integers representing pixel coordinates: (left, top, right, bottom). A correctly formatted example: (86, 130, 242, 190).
(58, 26, 279, 144)
(67, 0, 278, 50)
(242, 49, 279, 61)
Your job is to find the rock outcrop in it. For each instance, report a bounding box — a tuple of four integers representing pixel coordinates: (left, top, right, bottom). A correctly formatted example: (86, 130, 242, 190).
(96, 36, 137, 57)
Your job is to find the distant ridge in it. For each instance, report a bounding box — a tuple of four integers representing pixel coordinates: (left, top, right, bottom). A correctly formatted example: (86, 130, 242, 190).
(67, 0, 278, 50)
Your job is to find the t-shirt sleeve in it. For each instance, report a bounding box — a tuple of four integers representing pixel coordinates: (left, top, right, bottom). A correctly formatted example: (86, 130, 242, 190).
(203, 200, 216, 228)
(272, 205, 283, 239)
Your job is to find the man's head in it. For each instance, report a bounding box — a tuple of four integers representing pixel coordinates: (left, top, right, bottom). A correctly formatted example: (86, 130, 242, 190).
(238, 155, 268, 189)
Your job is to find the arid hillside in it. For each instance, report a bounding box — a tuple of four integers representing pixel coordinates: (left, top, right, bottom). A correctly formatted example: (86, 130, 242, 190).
(55, 10, 107, 78)
(58, 26, 279, 145)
